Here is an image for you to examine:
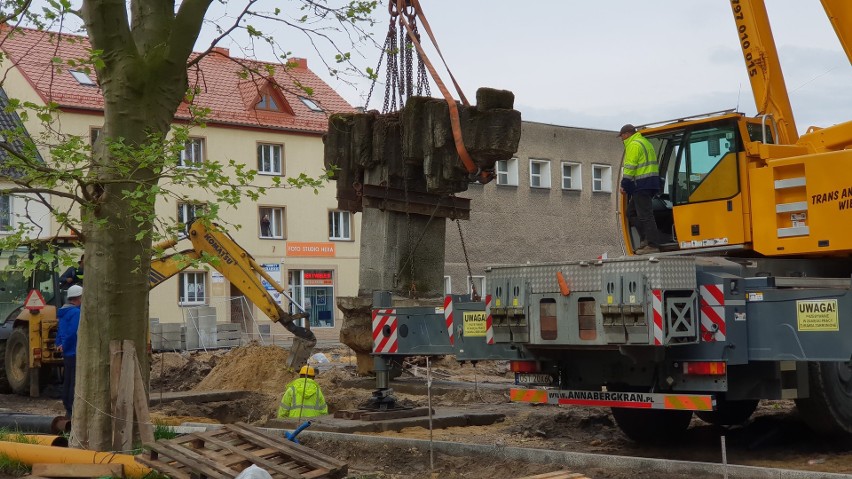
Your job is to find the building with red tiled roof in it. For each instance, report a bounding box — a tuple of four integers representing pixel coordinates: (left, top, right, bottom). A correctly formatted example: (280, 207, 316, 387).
(0, 26, 355, 133)
(0, 26, 361, 346)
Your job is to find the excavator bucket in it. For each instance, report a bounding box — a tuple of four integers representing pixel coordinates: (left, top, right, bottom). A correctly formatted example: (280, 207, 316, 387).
(286, 335, 317, 370)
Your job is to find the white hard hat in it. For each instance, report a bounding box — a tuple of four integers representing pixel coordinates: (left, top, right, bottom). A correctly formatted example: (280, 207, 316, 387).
(67, 285, 83, 298)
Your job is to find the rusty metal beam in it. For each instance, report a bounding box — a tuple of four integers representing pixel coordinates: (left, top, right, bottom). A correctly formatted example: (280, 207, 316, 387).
(357, 184, 470, 220)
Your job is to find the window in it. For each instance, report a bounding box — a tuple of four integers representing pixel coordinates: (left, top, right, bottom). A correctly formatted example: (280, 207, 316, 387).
(178, 202, 204, 235)
(257, 143, 283, 175)
(561, 162, 582, 190)
(259, 207, 285, 239)
(329, 210, 351, 240)
(592, 165, 612, 192)
(468, 275, 485, 299)
(496, 158, 519, 186)
(674, 124, 739, 204)
(529, 159, 551, 188)
(90, 128, 101, 146)
(179, 272, 206, 305)
(0, 195, 12, 231)
(256, 92, 280, 111)
(443, 276, 452, 295)
(70, 70, 96, 86)
(180, 138, 204, 168)
(299, 97, 323, 112)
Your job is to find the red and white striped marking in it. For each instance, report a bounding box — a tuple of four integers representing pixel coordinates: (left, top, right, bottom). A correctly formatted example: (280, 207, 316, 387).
(700, 284, 726, 341)
(444, 296, 454, 345)
(652, 289, 664, 345)
(485, 294, 494, 345)
(372, 308, 398, 354)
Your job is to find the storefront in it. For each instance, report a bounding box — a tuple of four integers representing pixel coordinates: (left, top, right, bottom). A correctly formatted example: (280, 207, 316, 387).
(288, 269, 335, 328)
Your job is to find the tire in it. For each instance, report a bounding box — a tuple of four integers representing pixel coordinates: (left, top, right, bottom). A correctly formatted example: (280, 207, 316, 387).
(611, 407, 693, 442)
(795, 361, 852, 437)
(5, 327, 30, 395)
(696, 399, 758, 426)
(0, 339, 11, 393)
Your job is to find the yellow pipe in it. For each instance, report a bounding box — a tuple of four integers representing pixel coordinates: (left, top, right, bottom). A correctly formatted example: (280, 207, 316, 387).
(21, 435, 68, 447)
(0, 441, 152, 479)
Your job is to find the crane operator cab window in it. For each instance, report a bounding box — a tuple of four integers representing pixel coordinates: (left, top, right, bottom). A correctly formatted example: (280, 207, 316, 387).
(644, 120, 741, 248)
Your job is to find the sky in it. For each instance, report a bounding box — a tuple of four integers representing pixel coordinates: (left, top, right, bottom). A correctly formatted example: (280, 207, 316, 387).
(200, 0, 850, 135)
(32, 1, 852, 135)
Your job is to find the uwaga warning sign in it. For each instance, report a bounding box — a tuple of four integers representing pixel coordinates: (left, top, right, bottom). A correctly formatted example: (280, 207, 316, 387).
(796, 299, 839, 331)
(463, 311, 487, 337)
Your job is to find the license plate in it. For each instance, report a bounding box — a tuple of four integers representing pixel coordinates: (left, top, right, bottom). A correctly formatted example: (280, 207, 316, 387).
(515, 373, 552, 385)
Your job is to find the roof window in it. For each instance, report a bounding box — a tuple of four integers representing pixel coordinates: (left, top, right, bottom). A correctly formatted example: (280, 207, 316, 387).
(299, 97, 323, 112)
(256, 92, 279, 111)
(70, 70, 96, 86)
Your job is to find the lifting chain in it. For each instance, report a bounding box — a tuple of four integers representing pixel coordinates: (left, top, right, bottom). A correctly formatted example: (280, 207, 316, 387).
(364, 0, 430, 112)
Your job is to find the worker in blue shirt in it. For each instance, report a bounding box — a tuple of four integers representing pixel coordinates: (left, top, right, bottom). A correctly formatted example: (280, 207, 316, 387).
(55, 285, 82, 419)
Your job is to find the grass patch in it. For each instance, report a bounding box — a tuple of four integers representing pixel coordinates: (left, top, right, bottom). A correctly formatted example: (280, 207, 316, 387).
(0, 428, 42, 476)
(154, 423, 178, 441)
(0, 453, 30, 477)
(0, 429, 38, 444)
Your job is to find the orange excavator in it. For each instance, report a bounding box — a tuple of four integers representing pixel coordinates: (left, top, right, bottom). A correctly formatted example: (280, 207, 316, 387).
(0, 221, 315, 396)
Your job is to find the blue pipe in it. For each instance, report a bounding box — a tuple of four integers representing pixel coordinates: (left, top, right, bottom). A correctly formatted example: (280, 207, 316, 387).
(285, 421, 312, 444)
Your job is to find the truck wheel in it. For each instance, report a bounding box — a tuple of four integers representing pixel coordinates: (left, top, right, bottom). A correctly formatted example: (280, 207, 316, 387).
(795, 361, 852, 437)
(4, 327, 30, 395)
(0, 339, 11, 393)
(696, 399, 758, 426)
(611, 407, 693, 442)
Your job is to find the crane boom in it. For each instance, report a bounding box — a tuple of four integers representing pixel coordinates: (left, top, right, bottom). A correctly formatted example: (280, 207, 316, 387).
(730, 0, 798, 144)
(821, 0, 852, 64)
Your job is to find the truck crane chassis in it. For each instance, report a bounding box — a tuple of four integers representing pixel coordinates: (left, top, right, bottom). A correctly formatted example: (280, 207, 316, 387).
(369, 255, 852, 440)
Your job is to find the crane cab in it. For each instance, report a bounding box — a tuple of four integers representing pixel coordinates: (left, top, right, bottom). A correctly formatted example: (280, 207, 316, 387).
(620, 111, 776, 256)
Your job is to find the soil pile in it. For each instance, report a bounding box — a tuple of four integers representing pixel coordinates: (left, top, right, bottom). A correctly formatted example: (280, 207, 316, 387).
(150, 351, 222, 392)
(194, 343, 297, 394)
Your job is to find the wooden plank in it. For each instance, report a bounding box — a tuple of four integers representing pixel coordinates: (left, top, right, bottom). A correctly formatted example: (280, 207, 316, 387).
(229, 423, 346, 473)
(130, 343, 155, 444)
(227, 424, 334, 467)
(113, 342, 136, 452)
(141, 423, 347, 479)
(32, 463, 124, 478)
(191, 434, 304, 479)
(360, 407, 431, 421)
(135, 454, 192, 479)
(227, 424, 341, 474)
(109, 341, 122, 422)
(152, 441, 234, 479)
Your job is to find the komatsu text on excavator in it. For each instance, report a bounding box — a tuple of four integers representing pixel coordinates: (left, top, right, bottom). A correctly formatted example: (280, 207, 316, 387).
(363, 0, 852, 441)
(0, 221, 316, 397)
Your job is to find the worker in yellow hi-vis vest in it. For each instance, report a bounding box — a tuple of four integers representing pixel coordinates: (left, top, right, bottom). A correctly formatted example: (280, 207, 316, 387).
(277, 366, 328, 418)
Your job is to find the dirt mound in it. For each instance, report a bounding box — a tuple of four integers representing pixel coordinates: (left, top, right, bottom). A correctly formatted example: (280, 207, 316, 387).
(151, 351, 222, 392)
(506, 409, 617, 440)
(152, 392, 280, 425)
(194, 343, 297, 394)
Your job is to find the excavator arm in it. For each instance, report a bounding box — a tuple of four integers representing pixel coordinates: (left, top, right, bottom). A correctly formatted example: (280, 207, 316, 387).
(148, 221, 316, 365)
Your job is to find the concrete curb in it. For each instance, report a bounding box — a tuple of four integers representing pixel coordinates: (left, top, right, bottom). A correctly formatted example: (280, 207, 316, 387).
(299, 431, 852, 479)
(170, 423, 852, 479)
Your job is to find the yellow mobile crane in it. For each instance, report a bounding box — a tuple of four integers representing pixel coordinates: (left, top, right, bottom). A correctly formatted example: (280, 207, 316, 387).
(364, 0, 852, 441)
(0, 221, 316, 396)
(621, 0, 852, 258)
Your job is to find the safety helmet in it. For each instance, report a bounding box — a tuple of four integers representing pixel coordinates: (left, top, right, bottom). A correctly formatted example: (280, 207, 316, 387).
(67, 285, 83, 299)
(298, 365, 316, 377)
